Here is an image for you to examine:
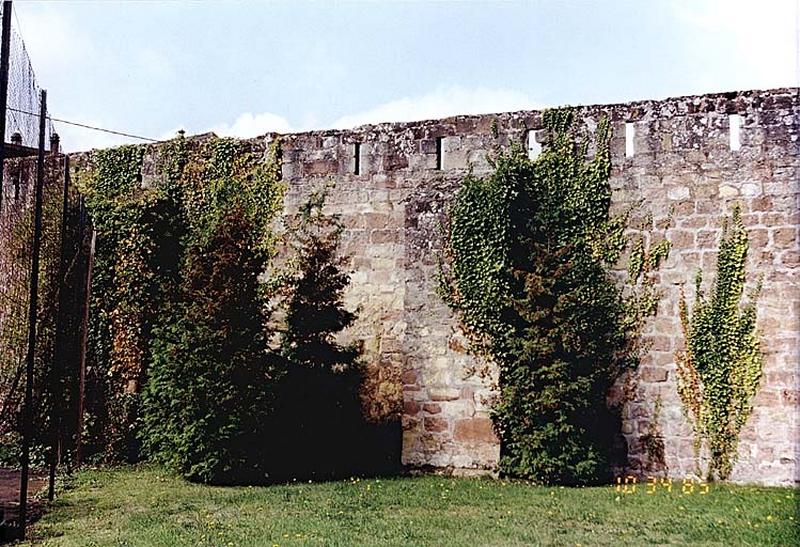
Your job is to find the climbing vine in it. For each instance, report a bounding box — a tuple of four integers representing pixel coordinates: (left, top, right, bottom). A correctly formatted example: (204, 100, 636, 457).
(440, 109, 669, 484)
(78, 145, 157, 458)
(676, 204, 763, 481)
(76, 133, 285, 461)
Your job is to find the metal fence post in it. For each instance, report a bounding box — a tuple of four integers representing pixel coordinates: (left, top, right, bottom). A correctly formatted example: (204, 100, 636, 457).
(18, 87, 46, 539)
(47, 154, 69, 501)
(0, 1, 12, 212)
(75, 227, 94, 469)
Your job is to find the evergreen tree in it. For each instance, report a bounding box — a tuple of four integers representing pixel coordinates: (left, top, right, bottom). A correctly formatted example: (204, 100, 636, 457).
(140, 206, 280, 484)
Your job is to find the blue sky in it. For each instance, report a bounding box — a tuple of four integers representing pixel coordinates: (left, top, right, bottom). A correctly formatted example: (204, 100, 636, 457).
(16, 0, 800, 151)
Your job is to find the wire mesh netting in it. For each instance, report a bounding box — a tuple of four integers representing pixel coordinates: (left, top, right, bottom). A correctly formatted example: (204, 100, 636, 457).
(0, 151, 88, 526)
(0, 2, 92, 537)
(2, 3, 55, 151)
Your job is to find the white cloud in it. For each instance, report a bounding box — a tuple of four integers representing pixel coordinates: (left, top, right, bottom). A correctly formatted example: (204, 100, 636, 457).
(208, 112, 293, 138)
(158, 111, 295, 143)
(71, 87, 539, 152)
(196, 87, 539, 139)
(673, 0, 798, 89)
(330, 86, 541, 129)
(58, 110, 295, 153)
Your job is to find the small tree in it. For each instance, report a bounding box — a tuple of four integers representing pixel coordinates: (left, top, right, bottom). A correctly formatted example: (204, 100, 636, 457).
(271, 188, 363, 480)
(140, 206, 280, 484)
(676, 204, 763, 480)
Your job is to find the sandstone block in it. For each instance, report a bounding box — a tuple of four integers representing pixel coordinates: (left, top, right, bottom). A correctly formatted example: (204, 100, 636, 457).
(453, 418, 497, 445)
(424, 417, 449, 433)
(771, 227, 797, 247)
(667, 229, 694, 248)
(667, 186, 690, 200)
(429, 387, 461, 401)
(401, 370, 418, 385)
(639, 366, 668, 383)
(404, 401, 421, 415)
(423, 403, 442, 414)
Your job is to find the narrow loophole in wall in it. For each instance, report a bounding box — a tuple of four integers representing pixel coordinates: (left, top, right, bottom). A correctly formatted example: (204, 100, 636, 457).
(353, 142, 361, 175)
(729, 114, 742, 151)
(14, 171, 20, 200)
(625, 122, 635, 158)
(527, 130, 542, 160)
(435, 137, 443, 170)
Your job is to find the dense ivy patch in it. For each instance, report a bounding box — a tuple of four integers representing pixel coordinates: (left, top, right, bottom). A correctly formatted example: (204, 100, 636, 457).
(77, 134, 285, 462)
(77, 135, 377, 483)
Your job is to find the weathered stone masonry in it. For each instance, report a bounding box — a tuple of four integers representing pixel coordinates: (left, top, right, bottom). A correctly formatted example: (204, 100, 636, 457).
(8, 88, 795, 486)
(276, 88, 798, 486)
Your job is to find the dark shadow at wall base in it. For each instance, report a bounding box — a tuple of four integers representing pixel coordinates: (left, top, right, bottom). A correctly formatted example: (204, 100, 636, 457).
(264, 420, 404, 485)
(203, 365, 405, 487)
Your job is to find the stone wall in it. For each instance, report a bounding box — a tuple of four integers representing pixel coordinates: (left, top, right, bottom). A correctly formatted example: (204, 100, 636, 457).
(6, 87, 796, 486)
(275, 87, 798, 486)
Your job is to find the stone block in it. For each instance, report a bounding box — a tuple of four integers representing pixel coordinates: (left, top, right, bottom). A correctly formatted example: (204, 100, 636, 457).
(453, 418, 497, 445)
(667, 229, 694, 249)
(404, 401, 421, 415)
(667, 186, 690, 200)
(401, 370, 418, 385)
(639, 366, 668, 383)
(429, 387, 461, 402)
(424, 417, 449, 433)
(423, 403, 442, 414)
(771, 227, 797, 247)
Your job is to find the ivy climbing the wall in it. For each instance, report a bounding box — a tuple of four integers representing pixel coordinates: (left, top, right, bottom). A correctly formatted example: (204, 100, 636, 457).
(676, 204, 763, 481)
(79, 144, 164, 460)
(440, 110, 668, 485)
(77, 133, 285, 464)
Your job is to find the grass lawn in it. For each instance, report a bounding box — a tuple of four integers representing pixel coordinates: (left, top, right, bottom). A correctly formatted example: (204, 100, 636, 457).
(22, 465, 799, 546)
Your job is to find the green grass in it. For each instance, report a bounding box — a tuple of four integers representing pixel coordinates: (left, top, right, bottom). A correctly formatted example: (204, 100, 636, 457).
(23, 465, 799, 546)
